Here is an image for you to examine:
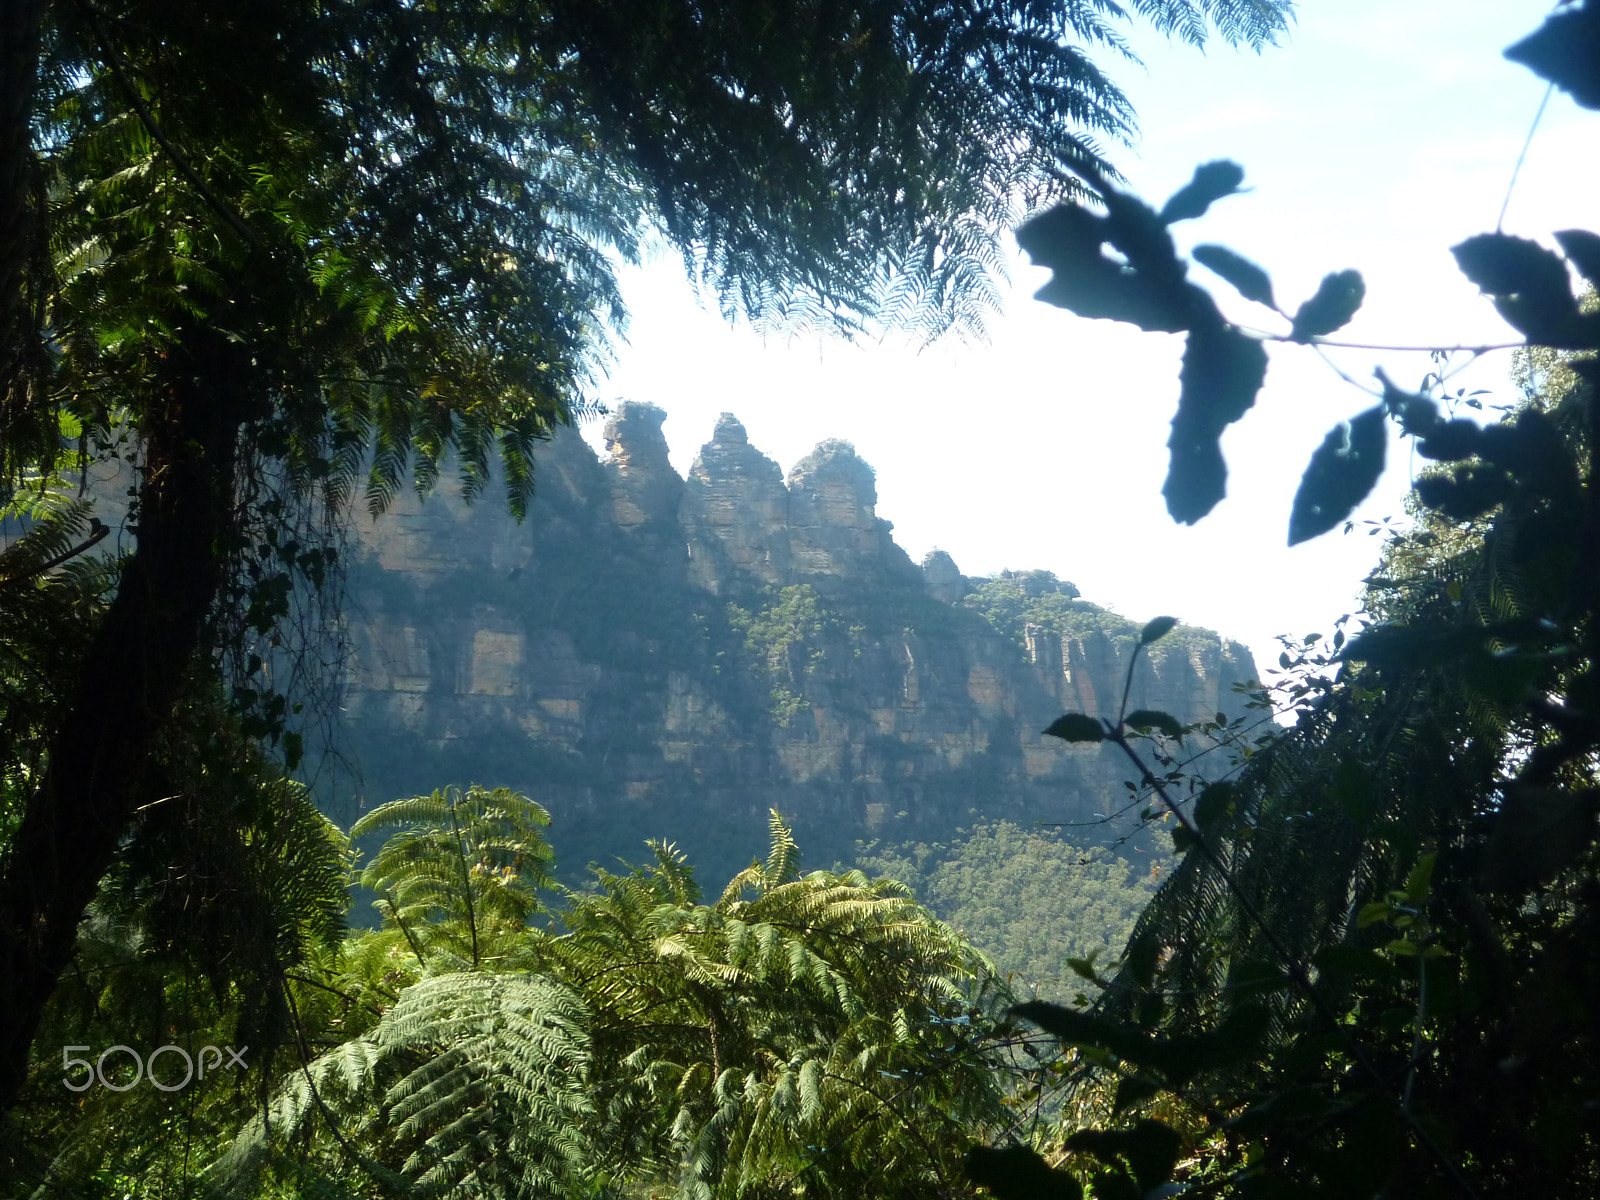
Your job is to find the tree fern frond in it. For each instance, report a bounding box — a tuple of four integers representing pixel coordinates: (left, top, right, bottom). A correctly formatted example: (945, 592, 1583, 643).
(353, 785, 555, 968)
(212, 971, 590, 1197)
(761, 809, 801, 889)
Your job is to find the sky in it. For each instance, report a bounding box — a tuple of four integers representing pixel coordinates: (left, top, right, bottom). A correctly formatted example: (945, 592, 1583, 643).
(580, 2, 1595, 680)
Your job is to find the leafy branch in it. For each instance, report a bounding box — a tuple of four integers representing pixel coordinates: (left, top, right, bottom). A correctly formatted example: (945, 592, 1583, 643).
(1036, 618, 1483, 1199)
(1017, 145, 1600, 544)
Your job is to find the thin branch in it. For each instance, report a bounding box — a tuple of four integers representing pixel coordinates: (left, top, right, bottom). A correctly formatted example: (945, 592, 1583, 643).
(447, 801, 481, 969)
(280, 985, 405, 1191)
(1498, 82, 1556, 233)
(284, 968, 397, 1009)
(1402, 933, 1429, 1112)
(0, 521, 107, 583)
(379, 890, 428, 966)
(1116, 636, 1138, 726)
(1310, 342, 1384, 398)
(1258, 335, 1522, 355)
(1040, 710, 1286, 829)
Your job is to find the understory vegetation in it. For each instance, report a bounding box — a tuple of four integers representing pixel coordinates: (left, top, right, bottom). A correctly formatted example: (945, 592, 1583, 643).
(15, 794, 1030, 1198)
(964, 6, 1600, 1195)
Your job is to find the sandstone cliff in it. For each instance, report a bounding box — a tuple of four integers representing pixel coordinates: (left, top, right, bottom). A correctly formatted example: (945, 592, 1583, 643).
(332, 403, 1257, 881)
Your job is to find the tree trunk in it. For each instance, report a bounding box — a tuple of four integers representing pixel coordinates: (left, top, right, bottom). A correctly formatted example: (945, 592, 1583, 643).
(0, 327, 244, 1118)
(0, 0, 47, 469)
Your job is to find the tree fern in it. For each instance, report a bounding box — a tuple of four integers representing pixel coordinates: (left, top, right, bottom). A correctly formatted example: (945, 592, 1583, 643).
(544, 812, 1011, 1199)
(351, 786, 555, 971)
(0, 487, 116, 842)
(214, 971, 590, 1200)
(13, 707, 354, 1198)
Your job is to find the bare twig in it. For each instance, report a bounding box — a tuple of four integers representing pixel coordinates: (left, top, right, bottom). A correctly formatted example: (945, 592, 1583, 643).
(1498, 82, 1556, 233)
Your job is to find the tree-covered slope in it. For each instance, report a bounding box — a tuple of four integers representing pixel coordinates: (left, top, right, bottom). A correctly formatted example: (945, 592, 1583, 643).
(858, 822, 1161, 1001)
(329, 408, 1259, 886)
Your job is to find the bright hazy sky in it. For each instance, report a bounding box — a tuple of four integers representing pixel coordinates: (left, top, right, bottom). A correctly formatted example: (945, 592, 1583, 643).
(582, 2, 1594, 679)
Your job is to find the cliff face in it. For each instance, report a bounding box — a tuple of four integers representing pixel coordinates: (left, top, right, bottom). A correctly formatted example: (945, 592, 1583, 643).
(333, 403, 1257, 880)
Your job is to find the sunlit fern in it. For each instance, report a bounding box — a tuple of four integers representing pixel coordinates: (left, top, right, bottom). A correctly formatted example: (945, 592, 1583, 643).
(350, 785, 556, 971)
(545, 810, 1011, 1199)
(212, 970, 590, 1199)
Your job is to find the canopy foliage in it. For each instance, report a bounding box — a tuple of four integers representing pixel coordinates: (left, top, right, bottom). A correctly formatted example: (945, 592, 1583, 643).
(0, 0, 1295, 1124)
(977, 6, 1600, 1197)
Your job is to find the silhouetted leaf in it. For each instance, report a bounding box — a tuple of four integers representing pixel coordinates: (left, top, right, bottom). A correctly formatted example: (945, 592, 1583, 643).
(1287, 405, 1387, 545)
(1044, 714, 1104, 743)
(1159, 161, 1245, 223)
(1414, 465, 1512, 521)
(1452, 233, 1587, 345)
(1505, 3, 1600, 109)
(1338, 619, 1551, 673)
(1125, 709, 1183, 739)
(1226, 1081, 1346, 1137)
(1404, 854, 1435, 904)
(1483, 786, 1599, 893)
(1067, 955, 1102, 982)
(1193, 244, 1276, 307)
(1227, 958, 1292, 997)
(1113, 1075, 1162, 1113)
(1453, 233, 1570, 296)
(1124, 930, 1161, 990)
(1066, 1120, 1182, 1191)
(1479, 408, 1580, 496)
(1163, 437, 1226, 528)
(1017, 203, 1195, 332)
(1290, 270, 1364, 341)
(1377, 368, 1442, 436)
(1010, 1002, 1172, 1072)
(1416, 418, 1484, 462)
(1330, 759, 1377, 824)
(1102, 190, 1186, 285)
(1086, 1171, 1141, 1200)
(1015, 201, 1103, 273)
(1139, 616, 1179, 645)
(1554, 229, 1600, 290)
(965, 1144, 1083, 1200)
(1019, 1001, 1267, 1089)
(1164, 325, 1268, 523)
(1313, 945, 1397, 982)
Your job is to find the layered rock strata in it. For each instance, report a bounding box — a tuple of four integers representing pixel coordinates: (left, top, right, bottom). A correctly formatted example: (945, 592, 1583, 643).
(332, 402, 1256, 881)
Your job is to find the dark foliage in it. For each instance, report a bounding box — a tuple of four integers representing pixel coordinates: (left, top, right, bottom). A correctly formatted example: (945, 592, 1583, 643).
(982, 7, 1600, 1197)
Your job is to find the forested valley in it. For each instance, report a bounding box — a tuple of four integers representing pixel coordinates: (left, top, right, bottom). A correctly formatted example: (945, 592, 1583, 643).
(2, 2, 1598, 1198)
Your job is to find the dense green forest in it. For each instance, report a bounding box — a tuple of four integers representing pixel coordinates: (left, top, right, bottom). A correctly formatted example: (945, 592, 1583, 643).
(3, 0, 1600, 1197)
(858, 824, 1160, 1002)
(959, 572, 1218, 667)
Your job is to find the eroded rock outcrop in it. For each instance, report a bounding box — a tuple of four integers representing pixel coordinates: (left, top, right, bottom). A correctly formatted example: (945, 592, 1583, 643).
(921, 550, 965, 605)
(784, 438, 919, 589)
(682, 412, 791, 592)
(331, 412, 1257, 881)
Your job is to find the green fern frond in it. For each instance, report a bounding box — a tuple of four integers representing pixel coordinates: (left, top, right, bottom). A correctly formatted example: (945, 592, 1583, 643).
(353, 784, 554, 968)
(761, 809, 801, 888)
(212, 971, 590, 1197)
